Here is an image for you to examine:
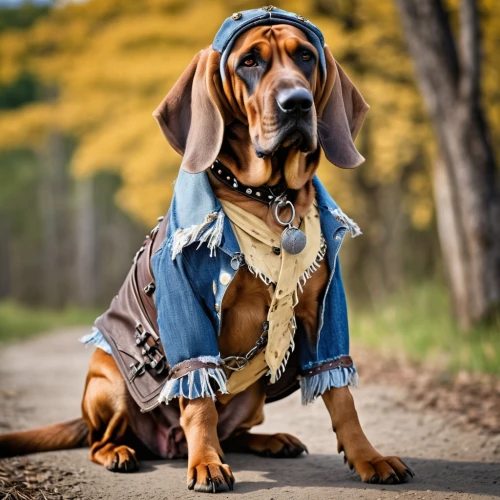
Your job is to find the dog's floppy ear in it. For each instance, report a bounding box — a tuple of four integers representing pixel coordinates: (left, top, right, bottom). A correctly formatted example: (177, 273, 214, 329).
(316, 46, 369, 169)
(153, 48, 225, 173)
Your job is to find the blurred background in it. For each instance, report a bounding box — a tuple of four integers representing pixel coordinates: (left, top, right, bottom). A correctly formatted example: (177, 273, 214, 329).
(0, 0, 498, 376)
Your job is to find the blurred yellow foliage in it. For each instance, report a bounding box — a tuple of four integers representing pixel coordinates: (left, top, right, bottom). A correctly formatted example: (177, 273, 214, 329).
(0, 0, 498, 227)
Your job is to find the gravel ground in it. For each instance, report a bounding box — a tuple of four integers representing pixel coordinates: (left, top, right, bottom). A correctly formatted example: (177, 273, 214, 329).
(0, 327, 499, 500)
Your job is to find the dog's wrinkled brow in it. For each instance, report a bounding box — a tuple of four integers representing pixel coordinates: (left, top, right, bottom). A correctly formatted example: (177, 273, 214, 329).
(234, 41, 272, 64)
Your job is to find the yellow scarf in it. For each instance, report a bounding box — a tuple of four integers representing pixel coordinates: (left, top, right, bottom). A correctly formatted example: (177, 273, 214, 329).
(219, 199, 324, 391)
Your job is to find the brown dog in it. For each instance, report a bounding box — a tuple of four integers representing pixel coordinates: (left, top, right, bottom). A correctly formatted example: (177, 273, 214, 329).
(0, 23, 413, 493)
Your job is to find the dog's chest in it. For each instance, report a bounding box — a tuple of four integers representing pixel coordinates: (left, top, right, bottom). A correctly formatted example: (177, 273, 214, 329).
(217, 267, 270, 359)
(216, 259, 328, 359)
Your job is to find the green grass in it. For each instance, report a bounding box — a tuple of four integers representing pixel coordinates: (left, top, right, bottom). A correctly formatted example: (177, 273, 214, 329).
(0, 301, 100, 345)
(349, 282, 500, 375)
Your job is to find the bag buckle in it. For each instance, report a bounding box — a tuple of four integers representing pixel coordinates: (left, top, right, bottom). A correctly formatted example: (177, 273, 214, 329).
(223, 356, 249, 371)
(143, 282, 156, 296)
(135, 324, 167, 375)
(129, 359, 146, 381)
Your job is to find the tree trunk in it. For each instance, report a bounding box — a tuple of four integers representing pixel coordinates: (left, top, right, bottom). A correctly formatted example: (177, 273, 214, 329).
(433, 156, 468, 323)
(395, 0, 500, 328)
(38, 132, 72, 309)
(75, 177, 98, 307)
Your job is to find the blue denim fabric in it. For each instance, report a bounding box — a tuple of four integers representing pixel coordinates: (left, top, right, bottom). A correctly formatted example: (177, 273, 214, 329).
(82, 170, 359, 404)
(149, 170, 359, 404)
(212, 7, 326, 80)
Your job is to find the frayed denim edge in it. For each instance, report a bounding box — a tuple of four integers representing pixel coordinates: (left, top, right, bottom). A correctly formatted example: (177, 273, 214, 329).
(80, 327, 113, 355)
(158, 356, 228, 405)
(330, 208, 362, 238)
(170, 210, 224, 260)
(300, 366, 358, 405)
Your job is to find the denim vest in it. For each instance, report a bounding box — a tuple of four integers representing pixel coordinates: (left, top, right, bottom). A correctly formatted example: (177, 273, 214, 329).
(83, 171, 359, 405)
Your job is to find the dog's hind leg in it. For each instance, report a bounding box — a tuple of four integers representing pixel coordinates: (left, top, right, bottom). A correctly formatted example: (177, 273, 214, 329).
(219, 382, 307, 458)
(224, 432, 308, 458)
(82, 349, 139, 473)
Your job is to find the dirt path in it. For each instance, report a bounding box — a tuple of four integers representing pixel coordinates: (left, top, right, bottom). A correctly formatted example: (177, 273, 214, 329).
(0, 327, 499, 500)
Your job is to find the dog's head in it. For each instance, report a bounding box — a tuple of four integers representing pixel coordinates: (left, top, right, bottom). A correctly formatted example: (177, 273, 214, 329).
(154, 8, 369, 189)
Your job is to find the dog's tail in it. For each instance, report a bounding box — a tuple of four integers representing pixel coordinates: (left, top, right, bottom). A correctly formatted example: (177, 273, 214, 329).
(0, 418, 89, 457)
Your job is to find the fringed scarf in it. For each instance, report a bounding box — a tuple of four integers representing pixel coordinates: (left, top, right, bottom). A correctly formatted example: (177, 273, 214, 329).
(219, 199, 324, 386)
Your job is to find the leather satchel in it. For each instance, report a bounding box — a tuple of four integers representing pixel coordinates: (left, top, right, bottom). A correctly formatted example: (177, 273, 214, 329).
(95, 216, 300, 413)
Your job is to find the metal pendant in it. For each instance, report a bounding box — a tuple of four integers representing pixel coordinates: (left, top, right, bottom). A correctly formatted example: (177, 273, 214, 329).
(281, 226, 307, 255)
(274, 200, 307, 255)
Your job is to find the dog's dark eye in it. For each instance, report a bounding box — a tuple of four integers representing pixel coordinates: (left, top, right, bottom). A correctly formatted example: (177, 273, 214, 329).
(301, 51, 312, 62)
(243, 58, 257, 67)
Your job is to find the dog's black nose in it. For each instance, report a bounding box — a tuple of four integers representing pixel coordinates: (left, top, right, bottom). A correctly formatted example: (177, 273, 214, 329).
(276, 88, 313, 115)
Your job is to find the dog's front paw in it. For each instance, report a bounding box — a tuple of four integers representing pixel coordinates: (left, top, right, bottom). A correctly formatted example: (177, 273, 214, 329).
(347, 454, 414, 484)
(187, 462, 235, 493)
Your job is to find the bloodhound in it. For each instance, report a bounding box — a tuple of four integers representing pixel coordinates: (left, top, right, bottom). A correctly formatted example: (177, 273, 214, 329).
(0, 17, 413, 493)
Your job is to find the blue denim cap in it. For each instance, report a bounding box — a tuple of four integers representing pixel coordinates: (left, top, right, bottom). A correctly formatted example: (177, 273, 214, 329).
(213, 7, 326, 81)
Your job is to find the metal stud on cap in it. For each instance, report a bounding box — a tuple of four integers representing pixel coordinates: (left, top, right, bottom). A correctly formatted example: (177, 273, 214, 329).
(262, 5, 274, 12)
(232, 12, 242, 20)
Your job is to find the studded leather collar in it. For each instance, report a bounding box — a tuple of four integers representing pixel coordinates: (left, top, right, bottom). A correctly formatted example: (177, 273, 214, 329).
(210, 160, 297, 205)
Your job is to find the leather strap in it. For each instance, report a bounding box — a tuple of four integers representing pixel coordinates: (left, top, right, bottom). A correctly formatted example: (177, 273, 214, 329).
(300, 356, 353, 377)
(168, 360, 221, 381)
(210, 160, 297, 205)
(136, 215, 167, 325)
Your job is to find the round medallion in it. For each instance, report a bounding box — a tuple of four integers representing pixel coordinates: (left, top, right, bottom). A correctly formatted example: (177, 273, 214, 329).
(281, 227, 307, 255)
